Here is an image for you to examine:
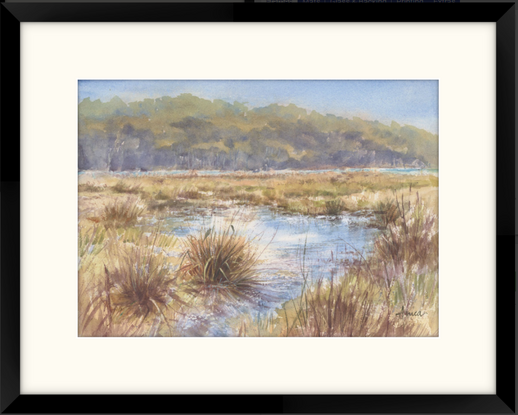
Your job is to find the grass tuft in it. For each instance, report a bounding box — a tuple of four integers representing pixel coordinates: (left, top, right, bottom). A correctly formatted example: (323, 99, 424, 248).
(373, 199, 399, 228)
(112, 180, 142, 194)
(179, 225, 262, 301)
(107, 245, 177, 324)
(79, 181, 107, 192)
(177, 186, 200, 199)
(372, 192, 438, 283)
(100, 197, 145, 228)
(324, 198, 346, 216)
(79, 227, 185, 337)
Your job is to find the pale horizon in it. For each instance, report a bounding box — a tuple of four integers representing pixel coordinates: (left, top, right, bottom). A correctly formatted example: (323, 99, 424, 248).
(79, 80, 439, 134)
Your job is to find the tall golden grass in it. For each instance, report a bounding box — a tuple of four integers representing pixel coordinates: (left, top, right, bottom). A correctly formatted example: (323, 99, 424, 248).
(79, 177, 439, 337)
(79, 171, 438, 217)
(273, 192, 438, 337)
(78, 224, 186, 337)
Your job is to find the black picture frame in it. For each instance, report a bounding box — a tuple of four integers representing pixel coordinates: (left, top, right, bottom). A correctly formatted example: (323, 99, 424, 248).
(0, 2, 515, 413)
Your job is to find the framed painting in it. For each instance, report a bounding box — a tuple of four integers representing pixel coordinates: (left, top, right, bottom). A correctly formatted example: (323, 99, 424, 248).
(0, 2, 514, 413)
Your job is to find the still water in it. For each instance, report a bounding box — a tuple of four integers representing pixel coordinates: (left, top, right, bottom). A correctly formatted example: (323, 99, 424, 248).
(158, 206, 381, 336)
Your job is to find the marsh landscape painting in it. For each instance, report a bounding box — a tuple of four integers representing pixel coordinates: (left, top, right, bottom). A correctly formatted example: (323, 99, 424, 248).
(78, 80, 438, 337)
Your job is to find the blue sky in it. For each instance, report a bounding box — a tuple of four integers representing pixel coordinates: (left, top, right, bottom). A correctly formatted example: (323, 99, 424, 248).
(79, 80, 438, 134)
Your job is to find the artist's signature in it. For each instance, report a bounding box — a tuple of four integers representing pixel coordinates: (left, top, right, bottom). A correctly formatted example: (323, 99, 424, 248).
(395, 306, 427, 318)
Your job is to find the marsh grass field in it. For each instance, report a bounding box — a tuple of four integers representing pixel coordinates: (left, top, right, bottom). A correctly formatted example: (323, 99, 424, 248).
(78, 170, 438, 337)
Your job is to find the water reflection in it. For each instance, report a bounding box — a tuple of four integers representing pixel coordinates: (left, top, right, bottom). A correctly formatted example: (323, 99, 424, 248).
(160, 206, 381, 336)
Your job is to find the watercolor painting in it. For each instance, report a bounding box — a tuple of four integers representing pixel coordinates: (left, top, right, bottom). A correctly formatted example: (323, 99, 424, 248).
(78, 80, 438, 337)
